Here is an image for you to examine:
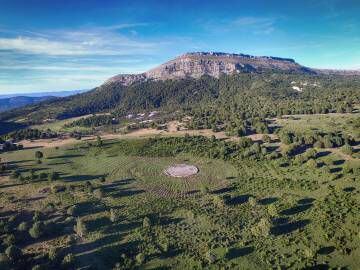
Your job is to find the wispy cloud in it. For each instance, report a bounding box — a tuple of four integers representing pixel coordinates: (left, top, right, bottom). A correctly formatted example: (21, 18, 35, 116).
(231, 16, 276, 34)
(0, 25, 157, 56)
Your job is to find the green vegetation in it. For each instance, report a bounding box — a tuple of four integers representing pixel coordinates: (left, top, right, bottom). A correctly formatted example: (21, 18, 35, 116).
(0, 127, 359, 269)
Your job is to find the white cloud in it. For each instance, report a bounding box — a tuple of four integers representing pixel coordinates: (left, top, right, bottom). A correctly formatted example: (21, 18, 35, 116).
(0, 24, 157, 56)
(231, 16, 276, 34)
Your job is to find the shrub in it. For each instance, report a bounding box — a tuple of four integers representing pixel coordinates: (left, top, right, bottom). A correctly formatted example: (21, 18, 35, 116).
(279, 132, 293, 145)
(200, 184, 209, 195)
(5, 245, 22, 261)
(74, 218, 87, 238)
(67, 205, 77, 216)
(17, 222, 29, 232)
(323, 135, 334, 148)
(51, 184, 65, 193)
(267, 204, 278, 217)
(0, 253, 10, 268)
(29, 222, 44, 239)
(32, 265, 44, 270)
(313, 140, 324, 148)
(48, 247, 60, 262)
(306, 159, 318, 168)
(142, 217, 151, 228)
(3, 234, 16, 246)
(93, 188, 104, 199)
(135, 253, 145, 265)
(262, 134, 271, 143)
(10, 170, 20, 179)
(109, 209, 120, 223)
(248, 197, 257, 207)
(212, 195, 225, 208)
(48, 172, 60, 182)
(251, 218, 271, 237)
(341, 144, 353, 155)
(35, 151, 44, 160)
(39, 172, 48, 180)
(62, 253, 75, 268)
(205, 250, 216, 264)
(33, 211, 42, 222)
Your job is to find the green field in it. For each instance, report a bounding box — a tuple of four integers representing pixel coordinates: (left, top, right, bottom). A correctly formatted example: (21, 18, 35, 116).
(1, 135, 359, 269)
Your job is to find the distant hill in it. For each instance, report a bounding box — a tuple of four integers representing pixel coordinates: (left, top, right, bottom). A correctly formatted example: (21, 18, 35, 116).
(0, 89, 88, 99)
(0, 96, 55, 112)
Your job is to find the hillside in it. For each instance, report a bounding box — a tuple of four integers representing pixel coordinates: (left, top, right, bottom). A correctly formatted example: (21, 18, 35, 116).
(0, 52, 359, 125)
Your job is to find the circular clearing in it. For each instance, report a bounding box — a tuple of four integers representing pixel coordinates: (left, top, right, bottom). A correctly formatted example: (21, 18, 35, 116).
(164, 164, 199, 178)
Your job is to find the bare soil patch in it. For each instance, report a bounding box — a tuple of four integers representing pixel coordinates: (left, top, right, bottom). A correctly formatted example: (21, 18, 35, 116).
(164, 164, 199, 178)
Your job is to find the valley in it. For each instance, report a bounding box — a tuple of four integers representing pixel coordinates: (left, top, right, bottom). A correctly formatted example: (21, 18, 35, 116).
(0, 52, 359, 270)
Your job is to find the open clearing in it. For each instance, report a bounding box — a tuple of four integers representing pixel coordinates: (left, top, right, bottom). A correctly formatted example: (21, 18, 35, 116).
(1, 134, 359, 269)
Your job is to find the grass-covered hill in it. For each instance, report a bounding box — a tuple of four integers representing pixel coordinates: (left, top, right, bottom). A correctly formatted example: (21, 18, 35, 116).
(1, 72, 359, 125)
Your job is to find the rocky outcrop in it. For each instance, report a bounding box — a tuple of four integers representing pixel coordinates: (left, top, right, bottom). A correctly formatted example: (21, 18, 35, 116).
(104, 52, 358, 86)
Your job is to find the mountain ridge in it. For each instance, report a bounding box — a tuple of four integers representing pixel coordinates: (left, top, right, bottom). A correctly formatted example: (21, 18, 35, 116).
(105, 52, 360, 86)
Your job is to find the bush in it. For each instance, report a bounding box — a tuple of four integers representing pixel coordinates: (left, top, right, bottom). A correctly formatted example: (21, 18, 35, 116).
(62, 253, 75, 268)
(74, 218, 87, 238)
(109, 209, 120, 223)
(67, 205, 78, 216)
(3, 234, 16, 246)
(142, 217, 151, 228)
(48, 172, 60, 182)
(17, 222, 29, 232)
(341, 144, 353, 155)
(135, 253, 145, 265)
(5, 245, 22, 261)
(251, 218, 271, 237)
(313, 141, 324, 148)
(10, 170, 20, 180)
(0, 253, 10, 268)
(51, 184, 65, 193)
(33, 211, 42, 222)
(29, 222, 44, 239)
(262, 134, 271, 143)
(306, 159, 318, 168)
(93, 188, 104, 199)
(48, 247, 60, 262)
(32, 265, 45, 270)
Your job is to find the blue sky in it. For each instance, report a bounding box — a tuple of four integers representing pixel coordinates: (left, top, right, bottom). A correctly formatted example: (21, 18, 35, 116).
(0, 0, 359, 94)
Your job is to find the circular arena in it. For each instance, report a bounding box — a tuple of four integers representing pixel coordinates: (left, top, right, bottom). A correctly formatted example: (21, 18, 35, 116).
(164, 164, 199, 178)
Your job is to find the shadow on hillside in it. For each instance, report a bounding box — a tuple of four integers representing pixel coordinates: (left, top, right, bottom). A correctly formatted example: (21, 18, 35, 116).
(297, 198, 315, 204)
(47, 154, 84, 159)
(62, 174, 105, 182)
(102, 179, 135, 192)
(343, 186, 355, 192)
(226, 246, 254, 260)
(258, 197, 278, 205)
(212, 186, 235, 194)
(111, 187, 145, 198)
(280, 204, 313, 216)
(227, 194, 251, 205)
(315, 151, 331, 158)
(271, 219, 310, 235)
(317, 246, 335, 255)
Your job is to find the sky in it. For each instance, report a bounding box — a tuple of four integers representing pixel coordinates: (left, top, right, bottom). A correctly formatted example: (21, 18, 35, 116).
(0, 0, 359, 94)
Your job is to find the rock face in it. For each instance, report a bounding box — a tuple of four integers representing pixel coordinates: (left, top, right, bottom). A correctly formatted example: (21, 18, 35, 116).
(104, 52, 358, 86)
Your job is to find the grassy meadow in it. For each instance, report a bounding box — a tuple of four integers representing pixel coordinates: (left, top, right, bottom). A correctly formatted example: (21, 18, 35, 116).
(0, 134, 359, 269)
